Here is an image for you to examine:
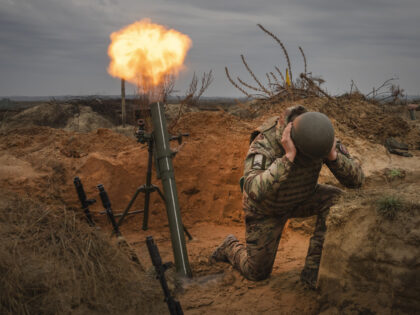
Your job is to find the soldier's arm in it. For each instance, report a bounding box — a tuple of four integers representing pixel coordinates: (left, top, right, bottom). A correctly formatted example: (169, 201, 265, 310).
(243, 153, 293, 202)
(243, 123, 296, 201)
(326, 151, 364, 188)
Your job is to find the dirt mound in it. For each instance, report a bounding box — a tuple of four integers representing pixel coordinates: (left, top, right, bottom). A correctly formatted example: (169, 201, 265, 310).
(3, 103, 114, 132)
(4, 102, 77, 128)
(65, 106, 114, 132)
(317, 97, 415, 145)
(318, 189, 420, 314)
(0, 110, 254, 226)
(0, 126, 139, 206)
(256, 97, 419, 148)
(0, 104, 418, 225)
(0, 190, 166, 314)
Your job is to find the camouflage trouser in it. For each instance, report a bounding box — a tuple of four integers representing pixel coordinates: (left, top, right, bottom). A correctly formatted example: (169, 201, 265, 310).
(224, 184, 342, 281)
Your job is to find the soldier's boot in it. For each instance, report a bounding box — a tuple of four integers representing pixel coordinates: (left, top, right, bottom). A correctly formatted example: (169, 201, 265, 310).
(209, 234, 238, 263)
(300, 267, 318, 289)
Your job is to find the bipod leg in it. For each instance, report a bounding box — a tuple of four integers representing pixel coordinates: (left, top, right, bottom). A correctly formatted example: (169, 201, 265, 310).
(142, 185, 154, 231)
(155, 186, 165, 202)
(117, 185, 145, 227)
(97, 185, 143, 268)
(183, 225, 193, 241)
(142, 185, 166, 231)
(142, 137, 155, 231)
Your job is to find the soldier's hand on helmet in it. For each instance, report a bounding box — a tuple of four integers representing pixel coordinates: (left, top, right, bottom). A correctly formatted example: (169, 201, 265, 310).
(327, 138, 338, 161)
(281, 123, 296, 162)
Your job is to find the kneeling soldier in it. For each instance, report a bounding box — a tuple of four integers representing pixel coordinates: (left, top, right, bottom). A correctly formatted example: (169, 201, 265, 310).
(211, 105, 364, 289)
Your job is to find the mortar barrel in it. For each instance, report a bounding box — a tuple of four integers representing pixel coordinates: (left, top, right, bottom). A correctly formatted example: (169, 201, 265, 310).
(150, 102, 192, 278)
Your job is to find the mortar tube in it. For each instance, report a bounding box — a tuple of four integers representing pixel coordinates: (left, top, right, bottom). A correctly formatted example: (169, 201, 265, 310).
(150, 102, 192, 278)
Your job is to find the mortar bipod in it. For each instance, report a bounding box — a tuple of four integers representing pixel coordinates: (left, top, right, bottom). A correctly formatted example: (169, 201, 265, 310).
(116, 119, 192, 241)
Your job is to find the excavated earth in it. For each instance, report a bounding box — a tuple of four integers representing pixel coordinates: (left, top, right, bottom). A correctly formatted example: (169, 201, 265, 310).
(0, 97, 419, 314)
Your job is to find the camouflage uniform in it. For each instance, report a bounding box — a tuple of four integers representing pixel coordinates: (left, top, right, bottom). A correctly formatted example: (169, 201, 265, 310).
(218, 113, 364, 283)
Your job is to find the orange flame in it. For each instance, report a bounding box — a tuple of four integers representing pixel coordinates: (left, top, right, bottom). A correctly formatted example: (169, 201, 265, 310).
(107, 19, 192, 88)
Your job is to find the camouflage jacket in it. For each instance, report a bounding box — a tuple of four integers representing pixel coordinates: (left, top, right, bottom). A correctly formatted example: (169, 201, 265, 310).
(243, 116, 364, 214)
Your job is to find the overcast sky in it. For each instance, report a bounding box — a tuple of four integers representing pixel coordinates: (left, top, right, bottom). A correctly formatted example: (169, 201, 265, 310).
(1, 0, 419, 97)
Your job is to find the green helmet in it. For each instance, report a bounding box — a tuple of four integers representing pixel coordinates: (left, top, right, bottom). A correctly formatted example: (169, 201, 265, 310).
(291, 112, 334, 159)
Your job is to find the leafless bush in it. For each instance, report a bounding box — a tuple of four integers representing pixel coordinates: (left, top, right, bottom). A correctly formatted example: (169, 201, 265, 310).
(225, 24, 331, 102)
(389, 84, 405, 103)
(182, 70, 214, 107)
(169, 71, 213, 130)
(353, 77, 405, 104)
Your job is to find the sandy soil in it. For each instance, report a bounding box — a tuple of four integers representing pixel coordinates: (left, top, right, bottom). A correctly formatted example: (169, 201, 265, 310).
(129, 223, 319, 314)
(0, 98, 419, 314)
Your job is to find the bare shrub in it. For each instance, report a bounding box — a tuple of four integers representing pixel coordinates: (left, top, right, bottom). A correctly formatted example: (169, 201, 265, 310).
(225, 24, 331, 102)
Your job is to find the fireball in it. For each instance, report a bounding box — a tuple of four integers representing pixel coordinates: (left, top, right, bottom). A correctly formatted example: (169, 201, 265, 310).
(107, 19, 192, 89)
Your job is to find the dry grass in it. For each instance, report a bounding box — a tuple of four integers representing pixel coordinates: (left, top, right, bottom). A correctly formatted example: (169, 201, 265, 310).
(376, 195, 404, 220)
(0, 191, 166, 315)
